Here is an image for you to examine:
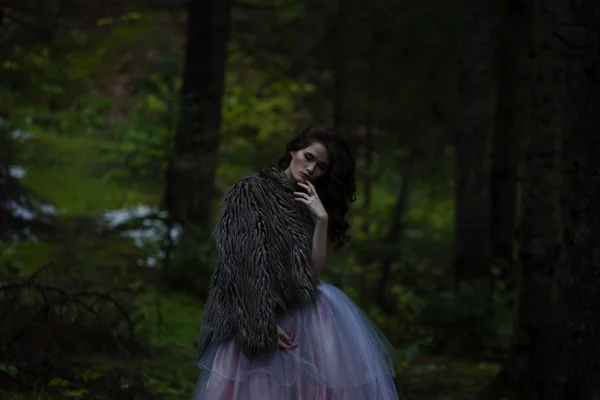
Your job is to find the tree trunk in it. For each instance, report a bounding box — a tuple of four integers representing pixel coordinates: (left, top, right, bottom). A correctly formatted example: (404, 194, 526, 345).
(454, 0, 503, 289)
(361, 125, 373, 226)
(374, 160, 413, 313)
(361, 43, 377, 234)
(505, 0, 566, 388)
(491, 0, 531, 272)
(163, 0, 233, 229)
(332, 0, 344, 128)
(478, 0, 600, 398)
(551, 1, 600, 396)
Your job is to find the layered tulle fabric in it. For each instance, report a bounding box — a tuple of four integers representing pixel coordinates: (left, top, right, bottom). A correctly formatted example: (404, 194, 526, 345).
(194, 282, 398, 399)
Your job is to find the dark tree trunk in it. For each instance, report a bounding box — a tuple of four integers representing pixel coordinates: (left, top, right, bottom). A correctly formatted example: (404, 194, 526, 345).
(512, 2, 568, 393)
(491, 0, 531, 272)
(163, 0, 233, 229)
(506, 3, 566, 388)
(374, 161, 413, 312)
(454, 0, 503, 288)
(551, 1, 600, 396)
(361, 43, 377, 234)
(361, 122, 374, 234)
(479, 0, 600, 398)
(332, 0, 344, 128)
(479, 0, 564, 397)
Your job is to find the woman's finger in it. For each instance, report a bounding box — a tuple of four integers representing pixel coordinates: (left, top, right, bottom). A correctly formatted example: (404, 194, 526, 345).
(278, 331, 293, 348)
(295, 197, 309, 204)
(294, 191, 310, 200)
(277, 325, 296, 347)
(287, 333, 294, 345)
(280, 331, 291, 342)
(277, 326, 291, 341)
(305, 181, 318, 197)
(289, 333, 297, 346)
(298, 182, 313, 193)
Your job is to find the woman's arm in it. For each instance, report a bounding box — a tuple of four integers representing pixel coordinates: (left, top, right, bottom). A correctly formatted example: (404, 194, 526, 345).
(311, 215, 328, 274)
(211, 178, 277, 359)
(294, 181, 329, 274)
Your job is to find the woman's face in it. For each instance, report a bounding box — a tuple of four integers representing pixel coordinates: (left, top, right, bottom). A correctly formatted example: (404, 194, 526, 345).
(286, 141, 330, 184)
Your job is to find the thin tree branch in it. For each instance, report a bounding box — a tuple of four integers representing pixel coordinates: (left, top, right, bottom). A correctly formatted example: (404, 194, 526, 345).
(553, 31, 594, 49)
(2, 12, 46, 36)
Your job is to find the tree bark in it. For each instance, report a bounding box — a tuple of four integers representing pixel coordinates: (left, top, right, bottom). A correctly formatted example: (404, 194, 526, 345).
(505, 0, 567, 391)
(163, 0, 233, 229)
(374, 160, 413, 312)
(480, 0, 565, 397)
(332, 0, 344, 129)
(479, 0, 600, 398)
(491, 0, 531, 271)
(454, 0, 503, 289)
(361, 41, 377, 234)
(552, 1, 600, 396)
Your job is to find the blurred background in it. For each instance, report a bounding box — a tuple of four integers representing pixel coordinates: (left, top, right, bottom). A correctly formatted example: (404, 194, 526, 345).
(2, 0, 597, 399)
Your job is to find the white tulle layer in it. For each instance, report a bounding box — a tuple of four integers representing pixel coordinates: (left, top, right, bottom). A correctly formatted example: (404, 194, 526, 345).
(193, 282, 399, 399)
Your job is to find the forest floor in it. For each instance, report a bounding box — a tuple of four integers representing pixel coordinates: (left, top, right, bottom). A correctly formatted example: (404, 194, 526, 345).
(2, 131, 499, 399)
(397, 356, 499, 400)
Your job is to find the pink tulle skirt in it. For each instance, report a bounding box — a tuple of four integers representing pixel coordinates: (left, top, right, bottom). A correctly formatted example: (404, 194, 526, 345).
(193, 282, 398, 399)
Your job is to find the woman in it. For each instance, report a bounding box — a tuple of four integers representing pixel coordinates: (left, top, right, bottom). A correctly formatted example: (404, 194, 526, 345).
(194, 126, 398, 399)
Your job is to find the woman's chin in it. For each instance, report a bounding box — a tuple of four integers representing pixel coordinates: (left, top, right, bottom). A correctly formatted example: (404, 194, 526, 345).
(293, 172, 305, 183)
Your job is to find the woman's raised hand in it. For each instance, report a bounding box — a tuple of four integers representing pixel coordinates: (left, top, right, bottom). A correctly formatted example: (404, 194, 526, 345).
(294, 181, 328, 221)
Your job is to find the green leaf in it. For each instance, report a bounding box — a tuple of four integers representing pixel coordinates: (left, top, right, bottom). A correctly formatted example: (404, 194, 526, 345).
(66, 389, 87, 397)
(0, 363, 18, 377)
(48, 378, 70, 388)
(77, 369, 102, 382)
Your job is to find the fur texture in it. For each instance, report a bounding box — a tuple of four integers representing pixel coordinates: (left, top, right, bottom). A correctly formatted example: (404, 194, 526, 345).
(197, 167, 318, 360)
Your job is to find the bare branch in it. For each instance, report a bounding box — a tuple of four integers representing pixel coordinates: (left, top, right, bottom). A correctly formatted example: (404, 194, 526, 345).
(2, 11, 47, 36)
(553, 31, 594, 49)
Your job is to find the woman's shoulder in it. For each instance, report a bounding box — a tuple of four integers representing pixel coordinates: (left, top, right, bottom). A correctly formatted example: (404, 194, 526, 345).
(224, 171, 271, 196)
(230, 171, 265, 187)
(230, 166, 283, 188)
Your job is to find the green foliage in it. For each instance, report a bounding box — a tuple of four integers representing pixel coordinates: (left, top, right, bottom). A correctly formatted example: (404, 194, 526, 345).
(16, 132, 160, 214)
(0, 363, 19, 377)
(146, 375, 196, 399)
(418, 280, 514, 358)
(0, 2, 504, 398)
(115, 74, 180, 182)
(136, 279, 204, 350)
(161, 230, 216, 295)
(215, 44, 316, 177)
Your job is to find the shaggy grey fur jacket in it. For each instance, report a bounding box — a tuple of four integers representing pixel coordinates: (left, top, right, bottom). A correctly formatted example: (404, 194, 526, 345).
(197, 166, 318, 360)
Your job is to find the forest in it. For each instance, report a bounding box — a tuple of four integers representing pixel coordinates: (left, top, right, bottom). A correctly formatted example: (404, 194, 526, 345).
(1, 0, 599, 399)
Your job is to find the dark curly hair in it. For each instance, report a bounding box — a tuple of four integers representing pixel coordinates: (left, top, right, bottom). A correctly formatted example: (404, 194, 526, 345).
(276, 125, 357, 250)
